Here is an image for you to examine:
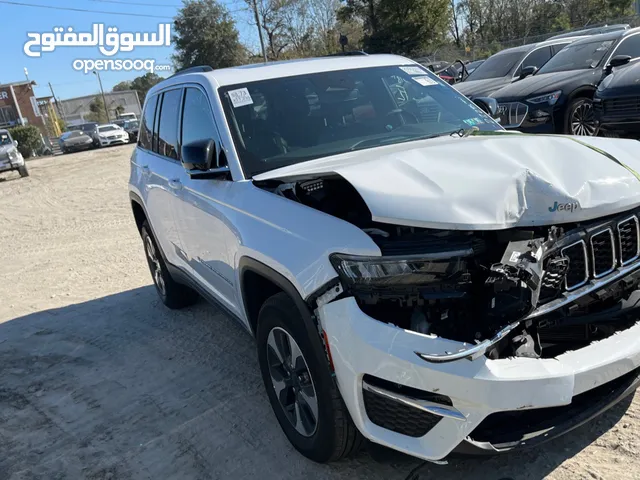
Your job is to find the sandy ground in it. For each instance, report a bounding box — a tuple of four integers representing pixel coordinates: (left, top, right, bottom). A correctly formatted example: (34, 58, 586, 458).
(0, 145, 639, 480)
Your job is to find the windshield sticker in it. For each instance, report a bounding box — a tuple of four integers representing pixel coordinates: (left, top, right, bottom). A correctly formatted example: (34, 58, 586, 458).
(413, 76, 438, 86)
(463, 117, 485, 126)
(228, 88, 254, 108)
(400, 66, 426, 75)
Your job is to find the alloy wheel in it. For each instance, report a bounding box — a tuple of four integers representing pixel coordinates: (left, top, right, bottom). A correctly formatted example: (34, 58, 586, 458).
(145, 235, 166, 296)
(570, 101, 597, 136)
(266, 327, 319, 437)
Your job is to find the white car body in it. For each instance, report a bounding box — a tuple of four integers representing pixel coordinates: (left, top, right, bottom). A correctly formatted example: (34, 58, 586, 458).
(129, 55, 640, 462)
(97, 124, 129, 146)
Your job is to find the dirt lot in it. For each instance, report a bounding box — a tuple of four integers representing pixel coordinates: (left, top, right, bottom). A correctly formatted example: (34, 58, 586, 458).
(0, 145, 639, 480)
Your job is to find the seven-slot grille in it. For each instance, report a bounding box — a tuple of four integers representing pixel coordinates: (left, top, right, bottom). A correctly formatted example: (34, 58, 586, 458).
(559, 216, 640, 291)
(602, 96, 640, 118)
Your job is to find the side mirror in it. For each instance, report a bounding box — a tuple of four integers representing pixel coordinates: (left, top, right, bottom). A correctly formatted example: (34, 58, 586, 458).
(519, 65, 538, 80)
(605, 55, 631, 75)
(181, 138, 230, 180)
(473, 97, 500, 119)
(13, 140, 18, 147)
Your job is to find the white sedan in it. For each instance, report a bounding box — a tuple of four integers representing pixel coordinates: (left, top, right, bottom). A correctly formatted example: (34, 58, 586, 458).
(97, 124, 129, 147)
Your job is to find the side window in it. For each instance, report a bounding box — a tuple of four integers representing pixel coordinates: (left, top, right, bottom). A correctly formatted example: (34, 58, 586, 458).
(516, 47, 552, 76)
(138, 95, 157, 150)
(156, 88, 183, 160)
(181, 87, 219, 148)
(551, 43, 569, 55)
(612, 35, 640, 59)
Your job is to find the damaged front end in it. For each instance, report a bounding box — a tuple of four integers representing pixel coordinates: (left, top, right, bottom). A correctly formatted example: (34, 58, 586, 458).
(258, 175, 640, 362)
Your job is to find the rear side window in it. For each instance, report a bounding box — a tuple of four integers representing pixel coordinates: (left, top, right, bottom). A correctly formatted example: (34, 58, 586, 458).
(181, 87, 217, 147)
(613, 34, 640, 59)
(139, 95, 158, 150)
(156, 89, 182, 160)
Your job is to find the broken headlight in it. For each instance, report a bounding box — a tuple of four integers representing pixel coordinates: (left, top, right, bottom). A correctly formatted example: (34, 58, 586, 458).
(329, 250, 473, 288)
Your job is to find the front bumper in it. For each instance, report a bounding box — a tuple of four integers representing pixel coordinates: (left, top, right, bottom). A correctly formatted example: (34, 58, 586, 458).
(0, 155, 25, 173)
(496, 101, 558, 133)
(318, 297, 640, 461)
(99, 136, 128, 146)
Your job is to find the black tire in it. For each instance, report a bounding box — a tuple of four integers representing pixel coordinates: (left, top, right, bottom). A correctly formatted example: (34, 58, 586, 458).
(18, 165, 29, 177)
(140, 221, 198, 309)
(564, 97, 597, 136)
(257, 292, 363, 463)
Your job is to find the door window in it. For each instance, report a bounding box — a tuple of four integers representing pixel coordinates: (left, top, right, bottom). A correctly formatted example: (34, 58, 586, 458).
(551, 43, 570, 55)
(612, 34, 640, 59)
(138, 94, 158, 151)
(181, 87, 219, 148)
(515, 47, 552, 76)
(156, 88, 183, 160)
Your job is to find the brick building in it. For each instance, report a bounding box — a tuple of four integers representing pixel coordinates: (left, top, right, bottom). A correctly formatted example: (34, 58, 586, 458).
(0, 81, 47, 135)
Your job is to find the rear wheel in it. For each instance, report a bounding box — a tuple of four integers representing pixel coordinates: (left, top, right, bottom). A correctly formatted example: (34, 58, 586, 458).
(565, 98, 597, 136)
(140, 221, 198, 309)
(257, 292, 363, 463)
(18, 165, 29, 177)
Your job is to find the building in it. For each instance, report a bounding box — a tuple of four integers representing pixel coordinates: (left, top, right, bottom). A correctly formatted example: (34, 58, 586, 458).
(0, 80, 48, 135)
(58, 90, 142, 126)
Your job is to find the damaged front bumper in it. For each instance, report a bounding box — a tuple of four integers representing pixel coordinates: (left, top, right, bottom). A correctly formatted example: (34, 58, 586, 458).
(318, 297, 640, 461)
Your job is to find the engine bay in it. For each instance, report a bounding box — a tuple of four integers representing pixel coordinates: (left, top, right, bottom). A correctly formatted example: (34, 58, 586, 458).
(255, 175, 640, 360)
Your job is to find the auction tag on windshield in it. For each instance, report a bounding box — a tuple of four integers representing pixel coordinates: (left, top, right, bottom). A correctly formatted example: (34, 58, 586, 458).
(228, 88, 253, 107)
(400, 66, 425, 75)
(412, 76, 438, 86)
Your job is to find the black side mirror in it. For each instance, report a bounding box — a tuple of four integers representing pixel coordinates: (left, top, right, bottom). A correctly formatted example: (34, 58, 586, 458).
(182, 138, 230, 180)
(518, 65, 538, 80)
(605, 55, 631, 75)
(473, 97, 500, 119)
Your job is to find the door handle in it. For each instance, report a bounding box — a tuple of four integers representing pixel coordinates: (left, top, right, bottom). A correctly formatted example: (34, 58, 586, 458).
(168, 178, 182, 190)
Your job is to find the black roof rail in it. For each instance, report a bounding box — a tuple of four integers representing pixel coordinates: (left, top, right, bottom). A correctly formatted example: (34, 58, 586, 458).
(168, 65, 213, 79)
(324, 50, 368, 57)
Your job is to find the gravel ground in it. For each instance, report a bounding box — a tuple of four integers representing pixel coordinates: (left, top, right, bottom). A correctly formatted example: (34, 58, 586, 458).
(0, 145, 639, 480)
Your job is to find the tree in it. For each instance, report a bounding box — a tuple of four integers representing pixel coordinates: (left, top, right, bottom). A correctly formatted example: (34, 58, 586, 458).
(172, 0, 247, 70)
(85, 97, 109, 124)
(115, 105, 125, 117)
(131, 73, 164, 101)
(112, 80, 132, 92)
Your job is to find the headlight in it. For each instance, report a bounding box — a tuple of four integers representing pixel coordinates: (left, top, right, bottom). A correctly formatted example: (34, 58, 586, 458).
(526, 90, 561, 105)
(329, 251, 473, 289)
(8, 149, 18, 160)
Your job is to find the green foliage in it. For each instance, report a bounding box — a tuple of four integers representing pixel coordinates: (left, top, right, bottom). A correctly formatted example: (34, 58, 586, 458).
(8, 125, 41, 159)
(85, 97, 109, 124)
(115, 105, 125, 116)
(111, 73, 163, 103)
(172, 0, 247, 70)
(112, 80, 132, 92)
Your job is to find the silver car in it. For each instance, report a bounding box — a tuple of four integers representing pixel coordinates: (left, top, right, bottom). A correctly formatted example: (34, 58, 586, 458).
(0, 129, 28, 178)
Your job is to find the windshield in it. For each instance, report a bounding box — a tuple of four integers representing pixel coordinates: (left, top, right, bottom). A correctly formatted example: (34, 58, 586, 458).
(219, 65, 501, 177)
(124, 120, 139, 129)
(98, 126, 117, 133)
(61, 131, 83, 139)
(538, 39, 614, 73)
(0, 132, 12, 145)
(465, 50, 526, 80)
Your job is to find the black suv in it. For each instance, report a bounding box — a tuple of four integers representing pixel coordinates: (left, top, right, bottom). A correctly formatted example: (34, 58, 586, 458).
(594, 57, 640, 137)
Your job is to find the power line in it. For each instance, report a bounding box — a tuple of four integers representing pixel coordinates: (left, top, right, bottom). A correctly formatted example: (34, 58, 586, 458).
(89, 0, 181, 7)
(0, 0, 173, 18)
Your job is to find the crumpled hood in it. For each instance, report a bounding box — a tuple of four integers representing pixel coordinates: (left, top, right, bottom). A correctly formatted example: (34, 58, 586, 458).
(254, 134, 640, 230)
(454, 77, 511, 98)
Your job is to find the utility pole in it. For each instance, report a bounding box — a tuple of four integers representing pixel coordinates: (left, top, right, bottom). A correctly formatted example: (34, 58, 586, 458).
(48, 82, 66, 123)
(250, 0, 268, 63)
(93, 70, 111, 123)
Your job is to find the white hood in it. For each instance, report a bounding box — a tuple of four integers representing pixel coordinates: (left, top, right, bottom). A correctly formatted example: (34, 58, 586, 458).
(253, 134, 640, 230)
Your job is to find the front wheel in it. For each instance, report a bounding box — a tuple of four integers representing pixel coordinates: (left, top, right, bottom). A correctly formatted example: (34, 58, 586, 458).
(257, 292, 363, 463)
(565, 98, 597, 136)
(18, 165, 29, 177)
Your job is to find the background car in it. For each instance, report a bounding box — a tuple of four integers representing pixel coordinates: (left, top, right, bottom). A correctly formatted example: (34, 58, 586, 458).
(122, 119, 140, 143)
(96, 124, 129, 147)
(490, 28, 640, 135)
(68, 122, 100, 148)
(548, 24, 630, 41)
(594, 57, 640, 137)
(59, 130, 94, 153)
(0, 129, 28, 177)
(454, 36, 585, 98)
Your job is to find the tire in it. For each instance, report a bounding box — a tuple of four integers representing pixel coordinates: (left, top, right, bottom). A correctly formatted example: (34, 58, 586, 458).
(564, 97, 597, 136)
(140, 221, 198, 309)
(18, 165, 29, 177)
(257, 292, 363, 463)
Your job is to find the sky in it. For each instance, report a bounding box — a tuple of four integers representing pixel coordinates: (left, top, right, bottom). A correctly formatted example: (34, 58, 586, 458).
(1, 0, 260, 100)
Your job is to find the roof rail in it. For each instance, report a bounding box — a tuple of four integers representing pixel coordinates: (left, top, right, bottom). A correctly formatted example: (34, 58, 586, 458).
(168, 65, 213, 79)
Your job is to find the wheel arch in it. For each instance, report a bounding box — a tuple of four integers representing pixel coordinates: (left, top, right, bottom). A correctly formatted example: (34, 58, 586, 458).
(557, 87, 597, 134)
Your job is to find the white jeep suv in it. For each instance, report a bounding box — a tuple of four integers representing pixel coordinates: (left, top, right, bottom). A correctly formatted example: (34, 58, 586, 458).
(129, 55, 640, 463)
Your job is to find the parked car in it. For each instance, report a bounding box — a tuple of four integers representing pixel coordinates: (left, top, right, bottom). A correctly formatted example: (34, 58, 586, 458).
(59, 130, 94, 153)
(96, 124, 129, 147)
(130, 56, 640, 464)
(455, 59, 485, 81)
(69, 122, 100, 147)
(116, 112, 137, 121)
(455, 36, 585, 98)
(594, 57, 640, 137)
(0, 129, 28, 177)
(490, 28, 640, 134)
(122, 119, 140, 143)
(548, 24, 630, 41)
